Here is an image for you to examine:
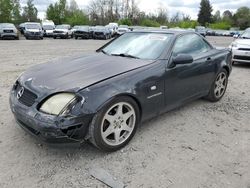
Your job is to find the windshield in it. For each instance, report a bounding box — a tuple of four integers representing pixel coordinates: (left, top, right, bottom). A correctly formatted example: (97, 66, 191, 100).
(79, 26, 89, 31)
(95, 27, 106, 31)
(0, 23, 15, 28)
(56, 25, 69, 29)
(73, 26, 80, 29)
(25, 23, 41, 29)
(102, 32, 173, 60)
(43, 25, 54, 30)
(241, 31, 250, 39)
(119, 25, 128, 28)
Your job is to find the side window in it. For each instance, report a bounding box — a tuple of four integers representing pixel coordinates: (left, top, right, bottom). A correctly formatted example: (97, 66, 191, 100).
(173, 34, 211, 57)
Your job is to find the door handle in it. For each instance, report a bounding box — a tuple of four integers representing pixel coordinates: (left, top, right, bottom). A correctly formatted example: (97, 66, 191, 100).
(206, 57, 212, 61)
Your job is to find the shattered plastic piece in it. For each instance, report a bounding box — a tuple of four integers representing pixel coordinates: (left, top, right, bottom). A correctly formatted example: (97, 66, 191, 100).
(89, 167, 124, 188)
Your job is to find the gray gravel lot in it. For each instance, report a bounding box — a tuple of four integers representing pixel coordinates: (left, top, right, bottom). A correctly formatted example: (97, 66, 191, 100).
(0, 36, 250, 188)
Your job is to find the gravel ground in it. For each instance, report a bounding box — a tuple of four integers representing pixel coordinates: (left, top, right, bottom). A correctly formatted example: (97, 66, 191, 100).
(0, 36, 250, 188)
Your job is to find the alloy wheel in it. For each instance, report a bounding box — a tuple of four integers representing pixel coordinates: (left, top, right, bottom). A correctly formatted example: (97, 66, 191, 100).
(214, 72, 227, 98)
(101, 102, 136, 146)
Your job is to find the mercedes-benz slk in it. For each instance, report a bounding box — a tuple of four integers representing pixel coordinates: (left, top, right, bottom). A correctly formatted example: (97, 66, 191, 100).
(10, 30, 232, 151)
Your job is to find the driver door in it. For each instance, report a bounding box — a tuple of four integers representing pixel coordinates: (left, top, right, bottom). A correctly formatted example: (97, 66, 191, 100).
(164, 33, 216, 110)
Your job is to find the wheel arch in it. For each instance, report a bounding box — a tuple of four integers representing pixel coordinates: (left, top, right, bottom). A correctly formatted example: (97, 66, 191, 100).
(222, 65, 230, 76)
(96, 93, 142, 122)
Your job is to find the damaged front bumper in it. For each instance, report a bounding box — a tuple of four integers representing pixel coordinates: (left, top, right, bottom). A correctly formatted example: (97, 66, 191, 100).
(9, 91, 93, 143)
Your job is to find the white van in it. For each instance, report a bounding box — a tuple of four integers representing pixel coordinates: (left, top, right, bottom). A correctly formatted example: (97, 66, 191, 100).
(42, 20, 55, 37)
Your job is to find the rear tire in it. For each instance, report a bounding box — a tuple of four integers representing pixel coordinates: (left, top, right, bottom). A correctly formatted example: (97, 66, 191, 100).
(206, 69, 228, 102)
(88, 96, 140, 152)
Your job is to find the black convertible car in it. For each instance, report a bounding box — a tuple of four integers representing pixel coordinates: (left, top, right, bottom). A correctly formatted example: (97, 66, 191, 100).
(10, 30, 232, 151)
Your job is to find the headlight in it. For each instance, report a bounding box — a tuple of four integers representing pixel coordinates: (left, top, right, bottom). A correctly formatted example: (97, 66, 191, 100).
(40, 93, 77, 116)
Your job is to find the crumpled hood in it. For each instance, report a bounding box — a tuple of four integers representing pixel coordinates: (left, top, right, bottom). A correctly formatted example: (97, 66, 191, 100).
(19, 53, 153, 95)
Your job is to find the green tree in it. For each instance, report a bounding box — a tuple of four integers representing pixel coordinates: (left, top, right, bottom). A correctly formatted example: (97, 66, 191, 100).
(22, 0, 38, 22)
(12, 0, 22, 23)
(46, 0, 68, 24)
(233, 7, 250, 30)
(197, 0, 213, 26)
(0, 0, 12, 22)
(213, 10, 221, 23)
(66, 10, 89, 26)
(118, 18, 132, 26)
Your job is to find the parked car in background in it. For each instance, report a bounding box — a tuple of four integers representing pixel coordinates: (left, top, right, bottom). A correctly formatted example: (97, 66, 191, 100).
(108, 22, 118, 35)
(230, 29, 250, 64)
(206, 29, 216, 36)
(160, 26, 168, 29)
(93, 26, 111, 39)
(71, 25, 81, 37)
(195, 26, 206, 37)
(24, 22, 43, 40)
(105, 25, 116, 37)
(42, 20, 55, 37)
(223, 31, 231, 37)
(74, 26, 92, 39)
(19, 23, 26, 34)
(0, 23, 19, 40)
(53, 24, 72, 39)
(10, 30, 232, 151)
(117, 25, 130, 36)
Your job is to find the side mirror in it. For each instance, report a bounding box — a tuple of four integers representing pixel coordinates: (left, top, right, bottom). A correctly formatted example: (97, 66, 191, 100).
(172, 54, 193, 65)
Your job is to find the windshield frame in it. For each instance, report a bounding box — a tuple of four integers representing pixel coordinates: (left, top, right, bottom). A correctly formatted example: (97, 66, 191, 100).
(100, 32, 174, 60)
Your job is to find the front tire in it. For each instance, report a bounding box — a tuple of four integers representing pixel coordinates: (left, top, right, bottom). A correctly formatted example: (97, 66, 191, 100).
(206, 69, 228, 102)
(88, 96, 140, 152)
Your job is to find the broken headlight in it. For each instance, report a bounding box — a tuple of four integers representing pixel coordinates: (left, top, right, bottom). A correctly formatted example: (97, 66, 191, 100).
(39, 93, 79, 116)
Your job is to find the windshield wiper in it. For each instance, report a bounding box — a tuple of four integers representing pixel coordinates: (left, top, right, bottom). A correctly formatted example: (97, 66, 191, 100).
(100, 49, 109, 55)
(111, 53, 139, 59)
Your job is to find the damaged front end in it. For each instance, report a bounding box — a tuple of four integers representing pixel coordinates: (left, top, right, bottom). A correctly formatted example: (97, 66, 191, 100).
(9, 80, 94, 143)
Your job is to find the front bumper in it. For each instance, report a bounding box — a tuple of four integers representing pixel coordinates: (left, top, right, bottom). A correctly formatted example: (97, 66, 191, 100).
(232, 48, 250, 63)
(9, 89, 93, 143)
(53, 33, 68, 38)
(1, 33, 18, 39)
(25, 32, 43, 38)
(75, 33, 91, 39)
(94, 34, 106, 39)
(44, 31, 54, 37)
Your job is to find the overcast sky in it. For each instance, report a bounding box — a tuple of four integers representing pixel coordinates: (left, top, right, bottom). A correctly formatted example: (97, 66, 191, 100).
(20, 0, 250, 20)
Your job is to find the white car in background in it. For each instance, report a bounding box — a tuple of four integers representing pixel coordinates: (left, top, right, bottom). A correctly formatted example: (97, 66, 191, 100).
(42, 20, 55, 37)
(53, 24, 72, 39)
(117, 25, 130, 36)
(230, 29, 250, 64)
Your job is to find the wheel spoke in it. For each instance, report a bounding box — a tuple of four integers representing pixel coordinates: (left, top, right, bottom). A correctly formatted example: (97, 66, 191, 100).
(114, 130, 121, 144)
(104, 114, 115, 123)
(103, 126, 114, 138)
(123, 111, 134, 121)
(122, 123, 133, 132)
(116, 104, 123, 116)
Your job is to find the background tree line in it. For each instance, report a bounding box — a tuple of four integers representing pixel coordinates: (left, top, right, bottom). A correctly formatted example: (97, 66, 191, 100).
(0, 0, 249, 30)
